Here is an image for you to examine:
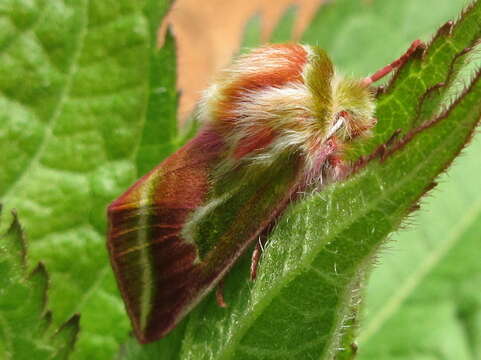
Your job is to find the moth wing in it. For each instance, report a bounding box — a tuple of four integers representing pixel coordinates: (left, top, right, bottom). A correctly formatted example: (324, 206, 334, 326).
(108, 129, 305, 343)
(107, 130, 223, 343)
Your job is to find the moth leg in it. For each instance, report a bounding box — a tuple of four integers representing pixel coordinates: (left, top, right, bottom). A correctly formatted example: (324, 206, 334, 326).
(250, 238, 264, 281)
(328, 154, 350, 181)
(362, 39, 425, 86)
(386, 128, 402, 146)
(215, 279, 228, 308)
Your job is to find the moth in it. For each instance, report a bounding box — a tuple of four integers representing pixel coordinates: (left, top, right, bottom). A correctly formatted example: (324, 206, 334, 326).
(107, 41, 422, 343)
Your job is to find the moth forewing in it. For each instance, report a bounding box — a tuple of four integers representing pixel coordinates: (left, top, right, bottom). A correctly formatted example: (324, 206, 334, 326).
(107, 129, 306, 342)
(107, 133, 220, 342)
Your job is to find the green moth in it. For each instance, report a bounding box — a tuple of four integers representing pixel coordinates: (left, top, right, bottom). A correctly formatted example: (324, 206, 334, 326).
(107, 41, 423, 343)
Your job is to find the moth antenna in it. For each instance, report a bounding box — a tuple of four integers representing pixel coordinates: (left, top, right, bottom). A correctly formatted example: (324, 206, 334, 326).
(215, 280, 228, 308)
(362, 39, 424, 87)
(250, 241, 262, 280)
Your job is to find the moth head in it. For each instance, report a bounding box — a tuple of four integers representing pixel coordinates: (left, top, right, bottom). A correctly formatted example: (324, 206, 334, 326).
(328, 78, 376, 141)
(317, 39, 424, 144)
(198, 44, 378, 167)
(304, 47, 376, 144)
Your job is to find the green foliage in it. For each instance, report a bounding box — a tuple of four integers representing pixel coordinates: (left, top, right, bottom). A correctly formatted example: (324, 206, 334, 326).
(121, 1, 481, 359)
(240, 5, 297, 49)
(0, 209, 79, 359)
(359, 51, 481, 359)
(360, 179, 481, 359)
(269, 5, 298, 44)
(240, 14, 262, 50)
(136, 28, 178, 175)
(302, 0, 481, 358)
(1, 0, 480, 360)
(0, 0, 176, 358)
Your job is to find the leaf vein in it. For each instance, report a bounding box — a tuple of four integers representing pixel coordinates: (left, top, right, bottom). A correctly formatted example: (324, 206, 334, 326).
(1, 0, 90, 198)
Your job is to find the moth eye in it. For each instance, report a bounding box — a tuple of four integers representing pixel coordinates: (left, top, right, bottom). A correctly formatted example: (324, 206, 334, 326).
(337, 110, 351, 120)
(336, 110, 365, 140)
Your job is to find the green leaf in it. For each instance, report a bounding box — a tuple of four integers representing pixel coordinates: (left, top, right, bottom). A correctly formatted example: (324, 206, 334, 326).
(302, 1, 481, 358)
(269, 5, 297, 44)
(136, 27, 178, 175)
(0, 0, 177, 359)
(120, 1, 481, 359)
(240, 5, 297, 49)
(3, 0, 480, 359)
(0, 209, 80, 360)
(358, 136, 481, 359)
(302, 0, 469, 77)
(357, 1, 481, 156)
(240, 13, 262, 50)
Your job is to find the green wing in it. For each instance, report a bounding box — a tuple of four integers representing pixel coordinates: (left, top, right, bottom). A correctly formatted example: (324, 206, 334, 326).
(108, 129, 304, 343)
